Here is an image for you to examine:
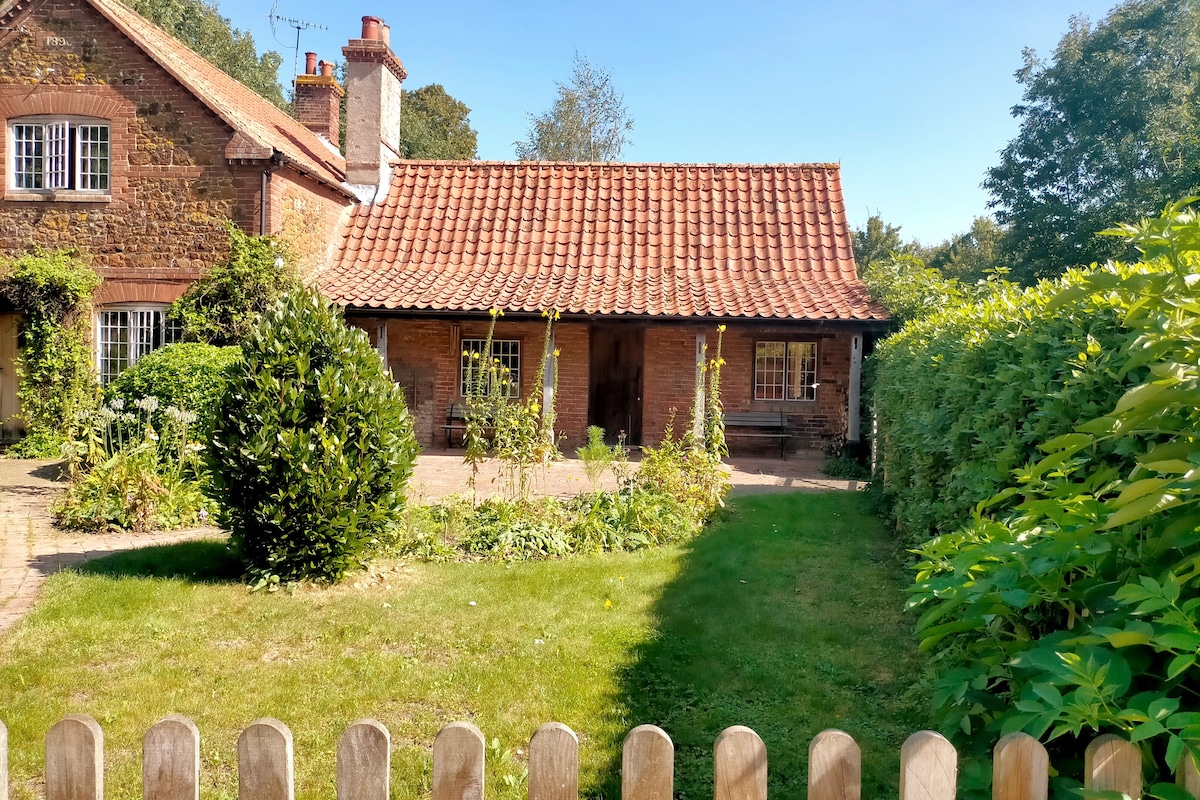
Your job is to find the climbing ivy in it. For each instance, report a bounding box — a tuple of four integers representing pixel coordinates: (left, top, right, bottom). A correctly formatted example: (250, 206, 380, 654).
(0, 250, 101, 457)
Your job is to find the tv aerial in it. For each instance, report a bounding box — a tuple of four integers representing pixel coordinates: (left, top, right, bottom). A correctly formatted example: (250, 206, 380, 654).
(268, 3, 328, 86)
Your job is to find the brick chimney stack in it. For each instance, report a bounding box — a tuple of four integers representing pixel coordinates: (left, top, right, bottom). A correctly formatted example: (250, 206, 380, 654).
(293, 52, 343, 144)
(342, 15, 407, 197)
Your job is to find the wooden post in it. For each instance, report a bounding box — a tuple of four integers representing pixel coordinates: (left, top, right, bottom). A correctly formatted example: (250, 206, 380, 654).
(238, 719, 293, 800)
(46, 715, 103, 800)
(714, 726, 766, 800)
(992, 733, 1047, 800)
(1, 718, 8, 800)
(143, 716, 200, 800)
(1177, 751, 1200, 799)
(432, 722, 484, 800)
(337, 720, 389, 800)
(1085, 735, 1140, 799)
(900, 731, 956, 800)
(622, 725, 673, 800)
(809, 729, 860, 800)
(529, 723, 578, 800)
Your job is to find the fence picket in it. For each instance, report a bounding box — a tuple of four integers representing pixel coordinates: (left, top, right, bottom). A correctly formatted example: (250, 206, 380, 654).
(1178, 752, 1200, 799)
(529, 723, 578, 800)
(900, 731, 956, 800)
(992, 733, 1047, 800)
(1, 719, 8, 800)
(809, 729, 860, 800)
(337, 720, 389, 800)
(622, 725, 673, 800)
(713, 726, 766, 800)
(432, 722, 485, 800)
(1084, 735, 1140, 799)
(143, 716, 199, 800)
(46, 715, 103, 800)
(237, 719, 293, 800)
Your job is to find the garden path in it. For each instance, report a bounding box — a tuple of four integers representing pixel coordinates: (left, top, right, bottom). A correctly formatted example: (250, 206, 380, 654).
(0, 451, 853, 634)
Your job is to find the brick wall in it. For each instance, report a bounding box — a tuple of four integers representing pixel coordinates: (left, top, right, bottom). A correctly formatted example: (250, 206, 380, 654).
(0, 0, 349, 302)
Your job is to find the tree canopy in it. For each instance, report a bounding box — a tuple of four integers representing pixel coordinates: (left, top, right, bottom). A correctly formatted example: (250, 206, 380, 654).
(514, 53, 633, 161)
(984, 0, 1200, 282)
(399, 84, 478, 160)
(124, 0, 287, 109)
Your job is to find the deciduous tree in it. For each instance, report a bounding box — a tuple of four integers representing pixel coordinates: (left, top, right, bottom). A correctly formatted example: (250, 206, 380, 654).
(514, 53, 633, 161)
(400, 84, 478, 160)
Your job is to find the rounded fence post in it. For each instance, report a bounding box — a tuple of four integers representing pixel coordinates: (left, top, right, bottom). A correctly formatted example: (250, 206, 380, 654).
(622, 725, 673, 800)
(432, 722, 485, 800)
(1085, 735, 1140, 799)
(529, 723, 578, 800)
(337, 720, 390, 800)
(809, 729, 860, 800)
(1, 719, 8, 800)
(46, 715, 104, 800)
(992, 732, 1047, 800)
(900, 731, 956, 800)
(714, 726, 766, 800)
(238, 719, 293, 800)
(144, 716, 200, 800)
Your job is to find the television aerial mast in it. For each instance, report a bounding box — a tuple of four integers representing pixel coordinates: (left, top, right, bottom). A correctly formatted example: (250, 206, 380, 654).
(268, 4, 327, 88)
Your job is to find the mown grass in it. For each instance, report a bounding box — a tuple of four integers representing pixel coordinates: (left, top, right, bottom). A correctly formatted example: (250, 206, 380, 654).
(0, 492, 923, 800)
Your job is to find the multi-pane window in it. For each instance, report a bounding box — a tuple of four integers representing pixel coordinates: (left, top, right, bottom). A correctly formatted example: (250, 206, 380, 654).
(97, 307, 181, 384)
(754, 341, 817, 401)
(10, 119, 110, 192)
(461, 338, 520, 397)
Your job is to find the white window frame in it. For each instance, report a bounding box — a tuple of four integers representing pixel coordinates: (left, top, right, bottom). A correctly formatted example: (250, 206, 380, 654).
(754, 341, 818, 401)
(96, 305, 181, 384)
(461, 338, 520, 398)
(9, 117, 110, 193)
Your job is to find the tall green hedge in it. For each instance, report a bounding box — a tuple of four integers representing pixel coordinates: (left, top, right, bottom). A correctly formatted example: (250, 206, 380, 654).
(106, 343, 240, 441)
(872, 266, 1146, 544)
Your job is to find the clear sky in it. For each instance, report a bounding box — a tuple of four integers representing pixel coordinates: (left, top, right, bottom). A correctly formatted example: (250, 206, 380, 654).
(227, 0, 1119, 245)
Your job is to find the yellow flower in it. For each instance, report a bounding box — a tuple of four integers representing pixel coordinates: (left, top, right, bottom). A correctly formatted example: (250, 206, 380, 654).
(552, 349, 561, 357)
(604, 599, 613, 609)
(718, 324, 727, 332)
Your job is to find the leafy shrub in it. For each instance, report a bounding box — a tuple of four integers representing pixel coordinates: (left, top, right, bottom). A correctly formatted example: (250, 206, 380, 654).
(822, 455, 870, 480)
(0, 250, 100, 457)
(637, 414, 728, 522)
(106, 343, 240, 441)
(906, 201, 1200, 794)
(576, 426, 614, 489)
(54, 396, 215, 531)
(169, 224, 298, 346)
(209, 290, 419, 583)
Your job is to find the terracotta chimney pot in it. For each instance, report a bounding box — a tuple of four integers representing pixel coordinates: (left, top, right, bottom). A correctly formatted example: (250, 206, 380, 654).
(360, 15, 381, 40)
(304, 51, 317, 75)
(320, 60, 334, 77)
(379, 23, 390, 46)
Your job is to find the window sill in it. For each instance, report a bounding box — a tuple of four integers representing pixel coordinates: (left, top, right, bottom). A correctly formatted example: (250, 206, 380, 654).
(5, 191, 112, 203)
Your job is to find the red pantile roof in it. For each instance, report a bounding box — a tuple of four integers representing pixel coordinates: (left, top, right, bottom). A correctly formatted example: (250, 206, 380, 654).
(77, 0, 348, 191)
(322, 161, 887, 321)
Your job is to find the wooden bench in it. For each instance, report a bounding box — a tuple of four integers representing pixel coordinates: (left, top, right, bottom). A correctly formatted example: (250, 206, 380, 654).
(723, 411, 790, 459)
(442, 403, 498, 447)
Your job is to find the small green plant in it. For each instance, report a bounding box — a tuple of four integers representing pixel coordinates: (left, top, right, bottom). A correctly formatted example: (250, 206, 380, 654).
(576, 426, 613, 490)
(53, 396, 215, 531)
(169, 224, 298, 346)
(106, 342, 240, 442)
(209, 290, 419, 584)
(0, 249, 101, 457)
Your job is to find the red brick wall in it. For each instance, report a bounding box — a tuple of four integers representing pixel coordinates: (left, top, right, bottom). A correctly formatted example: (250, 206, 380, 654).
(0, 0, 349, 302)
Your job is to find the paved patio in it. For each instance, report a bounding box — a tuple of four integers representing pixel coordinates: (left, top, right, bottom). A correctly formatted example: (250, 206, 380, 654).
(0, 450, 852, 634)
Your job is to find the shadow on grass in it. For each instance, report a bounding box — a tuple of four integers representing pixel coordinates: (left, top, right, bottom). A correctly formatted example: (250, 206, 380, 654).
(75, 539, 243, 583)
(594, 492, 922, 800)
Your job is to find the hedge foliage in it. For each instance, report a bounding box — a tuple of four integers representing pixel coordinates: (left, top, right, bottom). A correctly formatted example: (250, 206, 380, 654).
(106, 343, 240, 441)
(210, 291, 418, 583)
(881, 201, 1200, 794)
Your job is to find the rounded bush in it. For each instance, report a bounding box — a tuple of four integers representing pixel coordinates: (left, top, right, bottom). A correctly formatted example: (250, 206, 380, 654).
(210, 291, 419, 582)
(106, 342, 240, 440)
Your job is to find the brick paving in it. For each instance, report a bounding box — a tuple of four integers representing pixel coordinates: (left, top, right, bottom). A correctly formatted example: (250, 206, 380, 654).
(0, 451, 851, 634)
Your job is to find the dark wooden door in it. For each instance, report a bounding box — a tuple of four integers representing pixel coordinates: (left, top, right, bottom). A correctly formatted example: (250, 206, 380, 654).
(589, 326, 644, 445)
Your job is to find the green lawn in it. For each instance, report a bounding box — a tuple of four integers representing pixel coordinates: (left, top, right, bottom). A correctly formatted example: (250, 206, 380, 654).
(0, 492, 923, 800)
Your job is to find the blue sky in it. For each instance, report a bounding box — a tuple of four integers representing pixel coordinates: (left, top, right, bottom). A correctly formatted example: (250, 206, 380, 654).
(228, 0, 1118, 244)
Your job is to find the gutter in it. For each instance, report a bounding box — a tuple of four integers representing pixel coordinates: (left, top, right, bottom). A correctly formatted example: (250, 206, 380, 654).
(260, 152, 285, 236)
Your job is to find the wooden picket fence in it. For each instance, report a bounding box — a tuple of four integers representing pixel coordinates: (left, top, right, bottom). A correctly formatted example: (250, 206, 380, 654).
(0, 715, 1196, 800)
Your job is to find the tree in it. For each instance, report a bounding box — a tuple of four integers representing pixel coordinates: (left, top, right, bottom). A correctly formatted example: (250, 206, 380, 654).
(925, 216, 1011, 282)
(399, 84, 478, 160)
(514, 53, 633, 161)
(123, 0, 287, 109)
(984, 0, 1200, 282)
(851, 214, 932, 268)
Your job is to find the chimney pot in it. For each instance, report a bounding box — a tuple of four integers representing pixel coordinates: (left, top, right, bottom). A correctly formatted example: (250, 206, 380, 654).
(304, 51, 317, 75)
(320, 60, 334, 77)
(379, 23, 390, 46)
(360, 15, 381, 40)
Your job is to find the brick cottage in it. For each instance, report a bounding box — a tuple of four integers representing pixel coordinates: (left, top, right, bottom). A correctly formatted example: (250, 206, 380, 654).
(0, 0, 888, 453)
